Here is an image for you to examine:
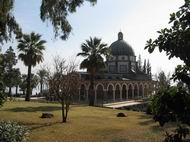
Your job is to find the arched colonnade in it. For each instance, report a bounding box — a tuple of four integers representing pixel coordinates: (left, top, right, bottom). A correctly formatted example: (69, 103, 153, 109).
(79, 81, 151, 104)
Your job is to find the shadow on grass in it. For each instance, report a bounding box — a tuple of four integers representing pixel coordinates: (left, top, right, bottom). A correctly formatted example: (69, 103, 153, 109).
(138, 114, 155, 125)
(18, 121, 62, 131)
(4, 106, 61, 112)
(30, 121, 61, 131)
(138, 114, 163, 133)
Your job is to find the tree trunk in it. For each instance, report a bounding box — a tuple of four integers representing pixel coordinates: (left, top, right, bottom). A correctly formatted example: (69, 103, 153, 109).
(40, 79, 43, 96)
(40, 81, 43, 95)
(89, 74, 95, 106)
(8, 87, 12, 97)
(15, 85, 18, 96)
(65, 96, 70, 121)
(26, 65, 32, 101)
(61, 100, 66, 123)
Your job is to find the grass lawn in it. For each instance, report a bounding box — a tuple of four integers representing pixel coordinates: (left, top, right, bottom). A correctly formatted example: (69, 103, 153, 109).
(0, 101, 175, 142)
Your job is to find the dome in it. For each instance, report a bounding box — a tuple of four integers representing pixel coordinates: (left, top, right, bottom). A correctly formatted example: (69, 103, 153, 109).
(110, 32, 135, 56)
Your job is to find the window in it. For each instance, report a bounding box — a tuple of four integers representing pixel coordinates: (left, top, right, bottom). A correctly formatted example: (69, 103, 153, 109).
(120, 65, 127, 72)
(109, 65, 116, 72)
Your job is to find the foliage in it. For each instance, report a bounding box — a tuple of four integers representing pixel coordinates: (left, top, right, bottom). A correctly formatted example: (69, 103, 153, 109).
(0, 0, 21, 44)
(48, 56, 80, 123)
(17, 32, 46, 101)
(145, 1, 190, 140)
(0, 121, 29, 142)
(145, 0, 190, 65)
(164, 125, 189, 142)
(150, 87, 190, 126)
(77, 37, 110, 106)
(2, 46, 19, 96)
(145, 0, 190, 87)
(155, 70, 171, 91)
(146, 60, 151, 78)
(3, 46, 17, 71)
(31, 74, 39, 91)
(172, 65, 190, 91)
(13, 69, 22, 96)
(17, 32, 46, 67)
(0, 93, 5, 107)
(143, 59, 146, 73)
(4, 68, 20, 96)
(0, 0, 96, 43)
(19, 74, 39, 96)
(40, 0, 96, 40)
(0, 49, 5, 106)
(137, 54, 142, 71)
(19, 74, 27, 96)
(37, 68, 48, 94)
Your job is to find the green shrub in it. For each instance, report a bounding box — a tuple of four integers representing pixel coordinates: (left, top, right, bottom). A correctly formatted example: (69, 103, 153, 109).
(0, 80, 5, 107)
(0, 121, 29, 142)
(149, 86, 190, 126)
(164, 125, 189, 142)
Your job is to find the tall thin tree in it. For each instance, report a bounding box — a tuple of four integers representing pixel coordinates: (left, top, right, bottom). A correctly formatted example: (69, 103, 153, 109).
(17, 32, 46, 101)
(37, 68, 48, 95)
(77, 37, 110, 106)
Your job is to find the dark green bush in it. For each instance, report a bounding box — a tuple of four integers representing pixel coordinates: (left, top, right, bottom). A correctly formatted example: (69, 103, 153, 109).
(164, 125, 189, 142)
(149, 87, 190, 126)
(0, 121, 29, 142)
(146, 104, 152, 115)
(0, 80, 5, 107)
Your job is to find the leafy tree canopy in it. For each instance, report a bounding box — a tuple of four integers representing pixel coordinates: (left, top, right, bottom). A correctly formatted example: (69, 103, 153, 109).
(150, 87, 190, 126)
(0, 0, 21, 44)
(40, 0, 97, 40)
(0, 0, 97, 44)
(3, 46, 17, 71)
(145, 0, 190, 88)
(0, 49, 5, 106)
(145, 0, 190, 65)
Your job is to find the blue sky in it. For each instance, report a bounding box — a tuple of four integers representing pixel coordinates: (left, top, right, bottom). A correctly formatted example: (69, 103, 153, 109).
(3, 0, 184, 75)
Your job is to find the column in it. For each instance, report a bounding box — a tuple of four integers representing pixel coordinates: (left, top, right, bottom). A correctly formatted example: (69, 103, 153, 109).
(104, 90, 107, 103)
(132, 87, 134, 99)
(120, 88, 122, 101)
(113, 89, 115, 102)
(95, 89, 97, 104)
(142, 87, 144, 98)
(86, 89, 88, 102)
(137, 87, 139, 99)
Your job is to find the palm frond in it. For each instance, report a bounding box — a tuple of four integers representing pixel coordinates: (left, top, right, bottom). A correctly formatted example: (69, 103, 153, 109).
(17, 32, 46, 67)
(77, 52, 90, 57)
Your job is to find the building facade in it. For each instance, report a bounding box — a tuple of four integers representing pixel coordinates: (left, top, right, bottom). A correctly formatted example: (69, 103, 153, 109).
(79, 32, 154, 105)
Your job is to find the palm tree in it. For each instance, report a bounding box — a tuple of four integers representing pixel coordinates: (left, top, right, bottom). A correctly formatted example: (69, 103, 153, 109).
(77, 37, 110, 106)
(37, 68, 48, 95)
(17, 32, 46, 101)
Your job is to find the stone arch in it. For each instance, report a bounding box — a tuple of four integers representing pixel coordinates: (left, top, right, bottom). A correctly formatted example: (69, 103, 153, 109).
(128, 83, 133, 99)
(139, 84, 143, 98)
(115, 84, 121, 101)
(134, 84, 138, 99)
(107, 84, 114, 102)
(96, 84, 104, 104)
(86, 83, 90, 91)
(95, 83, 104, 91)
(122, 84, 127, 100)
(80, 84, 87, 101)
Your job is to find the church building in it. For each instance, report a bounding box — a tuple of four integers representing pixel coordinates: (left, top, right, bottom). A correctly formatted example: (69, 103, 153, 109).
(79, 32, 154, 105)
